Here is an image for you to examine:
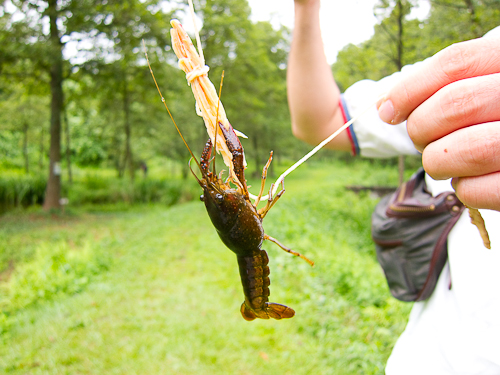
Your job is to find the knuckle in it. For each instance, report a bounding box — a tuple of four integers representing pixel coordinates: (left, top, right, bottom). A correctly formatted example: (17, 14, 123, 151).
(405, 116, 419, 144)
(455, 176, 500, 209)
(438, 84, 479, 126)
(465, 126, 500, 167)
(438, 42, 477, 82)
(421, 147, 444, 179)
(455, 181, 478, 207)
(406, 113, 428, 151)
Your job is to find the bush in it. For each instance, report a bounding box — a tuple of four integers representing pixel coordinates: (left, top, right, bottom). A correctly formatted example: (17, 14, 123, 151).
(66, 176, 198, 206)
(0, 170, 199, 212)
(0, 173, 46, 213)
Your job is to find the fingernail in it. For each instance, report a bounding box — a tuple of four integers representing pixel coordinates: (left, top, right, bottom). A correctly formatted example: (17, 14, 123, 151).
(451, 177, 459, 190)
(378, 99, 395, 124)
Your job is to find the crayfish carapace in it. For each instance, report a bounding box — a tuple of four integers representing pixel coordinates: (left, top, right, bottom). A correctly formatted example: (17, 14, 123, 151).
(144, 20, 314, 321)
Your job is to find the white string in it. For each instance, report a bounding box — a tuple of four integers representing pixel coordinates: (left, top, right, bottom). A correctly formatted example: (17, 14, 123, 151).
(187, 0, 205, 65)
(249, 94, 386, 202)
(186, 65, 210, 84)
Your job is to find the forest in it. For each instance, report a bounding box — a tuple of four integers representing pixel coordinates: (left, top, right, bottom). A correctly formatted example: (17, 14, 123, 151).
(1, 0, 499, 212)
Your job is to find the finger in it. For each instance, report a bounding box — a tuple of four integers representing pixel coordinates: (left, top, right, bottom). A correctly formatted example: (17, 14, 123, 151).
(377, 36, 500, 125)
(422, 122, 500, 180)
(406, 73, 500, 150)
(452, 173, 500, 211)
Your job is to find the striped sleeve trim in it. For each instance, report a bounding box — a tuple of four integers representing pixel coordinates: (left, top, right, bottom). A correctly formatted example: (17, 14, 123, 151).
(339, 94, 360, 156)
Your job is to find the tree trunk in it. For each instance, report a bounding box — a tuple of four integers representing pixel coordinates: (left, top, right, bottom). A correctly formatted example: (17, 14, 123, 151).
(39, 126, 44, 170)
(63, 104, 72, 184)
(398, 155, 405, 186)
(23, 122, 29, 174)
(43, 0, 63, 210)
(122, 78, 135, 181)
(252, 134, 261, 178)
(396, 0, 405, 184)
(396, 0, 404, 71)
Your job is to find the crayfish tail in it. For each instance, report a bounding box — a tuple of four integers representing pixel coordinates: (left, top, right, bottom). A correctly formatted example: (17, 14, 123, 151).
(237, 249, 296, 321)
(266, 303, 295, 320)
(240, 301, 295, 321)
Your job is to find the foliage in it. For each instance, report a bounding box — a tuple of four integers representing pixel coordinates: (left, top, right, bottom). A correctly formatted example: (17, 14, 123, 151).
(421, 0, 500, 55)
(333, 0, 500, 91)
(67, 173, 199, 206)
(0, 173, 46, 213)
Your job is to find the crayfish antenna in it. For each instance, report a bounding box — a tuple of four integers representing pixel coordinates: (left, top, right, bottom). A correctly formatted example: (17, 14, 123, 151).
(188, 158, 202, 184)
(142, 40, 203, 174)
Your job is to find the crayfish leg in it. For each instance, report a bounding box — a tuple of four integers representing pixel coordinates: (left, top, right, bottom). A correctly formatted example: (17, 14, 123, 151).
(264, 235, 315, 267)
(254, 151, 274, 207)
(200, 138, 213, 176)
(258, 180, 285, 219)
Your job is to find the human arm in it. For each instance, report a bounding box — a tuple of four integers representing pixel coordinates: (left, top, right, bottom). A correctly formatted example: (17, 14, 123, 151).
(287, 0, 351, 151)
(377, 33, 500, 210)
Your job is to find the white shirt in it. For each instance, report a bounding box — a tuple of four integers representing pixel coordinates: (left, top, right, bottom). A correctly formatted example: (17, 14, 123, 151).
(341, 28, 500, 375)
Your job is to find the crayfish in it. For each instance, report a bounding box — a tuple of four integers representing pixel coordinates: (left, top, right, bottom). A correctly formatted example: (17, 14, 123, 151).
(196, 125, 314, 321)
(144, 20, 313, 321)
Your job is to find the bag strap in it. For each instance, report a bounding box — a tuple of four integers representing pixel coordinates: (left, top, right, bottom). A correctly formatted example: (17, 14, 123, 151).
(415, 193, 465, 301)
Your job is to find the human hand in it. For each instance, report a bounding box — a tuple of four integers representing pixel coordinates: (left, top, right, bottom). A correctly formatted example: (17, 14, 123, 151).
(377, 35, 500, 211)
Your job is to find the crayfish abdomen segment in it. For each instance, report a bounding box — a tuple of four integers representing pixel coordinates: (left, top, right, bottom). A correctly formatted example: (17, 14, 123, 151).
(237, 249, 295, 321)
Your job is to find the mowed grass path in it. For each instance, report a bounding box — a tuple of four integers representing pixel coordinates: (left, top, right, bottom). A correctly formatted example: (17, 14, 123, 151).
(0, 161, 412, 374)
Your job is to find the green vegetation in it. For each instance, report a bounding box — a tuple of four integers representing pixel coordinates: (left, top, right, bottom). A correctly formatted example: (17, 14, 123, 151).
(0, 160, 413, 374)
(333, 0, 500, 90)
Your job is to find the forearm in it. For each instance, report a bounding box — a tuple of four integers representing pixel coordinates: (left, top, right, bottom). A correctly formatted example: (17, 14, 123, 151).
(287, 0, 349, 150)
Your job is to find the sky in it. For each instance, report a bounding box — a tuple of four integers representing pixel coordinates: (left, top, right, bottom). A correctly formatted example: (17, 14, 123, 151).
(247, 0, 379, 64)
(246, 0, 430, 64)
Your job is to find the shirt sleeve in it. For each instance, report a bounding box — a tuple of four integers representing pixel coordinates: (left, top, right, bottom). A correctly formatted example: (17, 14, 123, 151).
(342, 69, 421, 158)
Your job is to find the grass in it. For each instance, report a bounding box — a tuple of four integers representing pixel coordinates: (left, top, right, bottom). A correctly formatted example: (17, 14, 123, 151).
(0, 159, 413, 374)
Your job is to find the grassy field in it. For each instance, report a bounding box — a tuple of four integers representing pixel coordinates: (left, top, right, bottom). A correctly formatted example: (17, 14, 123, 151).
(0, 160, 413, 374)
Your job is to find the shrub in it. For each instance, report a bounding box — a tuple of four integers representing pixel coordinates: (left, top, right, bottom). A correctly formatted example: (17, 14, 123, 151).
(0, 174, 46, 213)
(66, 175, 197, 206)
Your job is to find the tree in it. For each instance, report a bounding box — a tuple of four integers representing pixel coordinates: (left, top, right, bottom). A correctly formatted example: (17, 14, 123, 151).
(70, 0, 173, 180)
(1, 0, 175, 208)
(374, 0, 421, 184)
(421, 0, 500, 54)
(223, 20, 291, 174)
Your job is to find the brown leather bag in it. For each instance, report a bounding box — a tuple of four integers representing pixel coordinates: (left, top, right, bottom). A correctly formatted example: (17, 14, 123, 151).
(371, 168, 464, 302)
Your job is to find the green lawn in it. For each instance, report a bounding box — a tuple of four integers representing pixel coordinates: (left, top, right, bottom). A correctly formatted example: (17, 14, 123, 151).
(0, 160, 413, 374)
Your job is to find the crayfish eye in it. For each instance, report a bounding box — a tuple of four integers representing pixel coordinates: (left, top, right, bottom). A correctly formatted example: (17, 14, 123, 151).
(199, 194, 204, 201)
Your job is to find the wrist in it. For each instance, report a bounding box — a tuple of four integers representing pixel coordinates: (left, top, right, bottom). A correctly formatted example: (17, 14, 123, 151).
(294, 0, 321, 30)
(294, 0, 321, 12)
